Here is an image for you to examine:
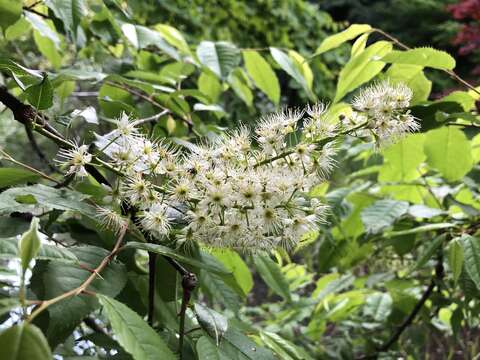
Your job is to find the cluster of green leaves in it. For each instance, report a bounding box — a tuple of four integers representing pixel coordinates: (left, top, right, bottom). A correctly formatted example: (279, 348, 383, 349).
(0, 1, 480, 359)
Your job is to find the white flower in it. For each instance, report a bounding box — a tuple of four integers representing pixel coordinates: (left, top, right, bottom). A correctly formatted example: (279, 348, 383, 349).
(96, 206, 128, 233)
(56, 144, 92, 177)
(140, 203, 171, 236)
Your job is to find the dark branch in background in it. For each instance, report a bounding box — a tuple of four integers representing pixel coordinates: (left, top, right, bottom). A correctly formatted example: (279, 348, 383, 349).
(178, 272, 197, 360)
(358, 253, 445, 359)
(83, 316, 107, 335)
(148, 252, 157, 326)
(24, 125, 59, 173)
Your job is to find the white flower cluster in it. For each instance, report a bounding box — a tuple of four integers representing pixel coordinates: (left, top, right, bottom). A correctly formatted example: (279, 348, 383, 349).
(56, 82, 419, 252)
(346, 81, 419, 147)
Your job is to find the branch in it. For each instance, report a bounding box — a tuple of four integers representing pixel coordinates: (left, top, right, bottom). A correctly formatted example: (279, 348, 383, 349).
(28, 225, 128, 322)
(147, 252, 157, 326)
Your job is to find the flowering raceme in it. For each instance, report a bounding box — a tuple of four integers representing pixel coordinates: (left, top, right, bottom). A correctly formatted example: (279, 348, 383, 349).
(57, 81, 418, 252)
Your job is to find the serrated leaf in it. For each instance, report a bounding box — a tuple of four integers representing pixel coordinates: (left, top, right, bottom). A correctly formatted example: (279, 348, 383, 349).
(254, 255, 291, 301)
(289, 50, 314, 94)
(200, 270, 241, 311)
(0, 237, 78, 263)
(25, 77, 54, 110)
(197, 41, 240, 79)
(0, 168, 40, 188)
(24, 12, 61, 48)
(242, 50, 280, 105)
(382, 47, 456, 70)
(424, 127, 473, 182)
(195, 303, 228, 345)
(33, 31, 62, 70)
(315, 24, 372, 55)
(364, 292, 393, 321)
(0, 323, 52, 360)
(462, 235, 480, 290)
(19, 217, 41, 272)
(334, 41, 392, 102)
(449, 238, 464, 284)
(122, 242, 230, 275)
(360, 199, 409, 234)
(98, 295, 175, 360)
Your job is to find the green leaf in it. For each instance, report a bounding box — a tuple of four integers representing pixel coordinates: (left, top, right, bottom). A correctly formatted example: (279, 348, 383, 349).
(260, 331, 313, 360)
(44, 0, 87, 38)
(211, 249, 253, 296)
(24, 13, 61, 48)
(33, 31, 62, 70)
(221, 328, 276, 360)
(122, 242, 230, 276)
(270, 47, 311, 97)
(351, 33, 369, 57)
(424, 127, 473, 182)
(196, 336, 220, 360)
(200, 270, 241, 311)
(462, 235, 480, 290)
(386, 64, 431, 104)
(195, 303, 228, 344)
(364, 292, 393, 322)
(0, 0, 22, 31)
(289, 50, 314, 94)
(25, 77, 54, 110)
(120, 23, 179, 59)
(98, 295, 175, 360)
(334, 41, 392, 102)
(19, 217, 42, 272)
(378, 134, 425, 182)
(449, 238, 464, 284)
(198, 71, 223, 103)
(0, 168, 40, 188)
(410, 234, 446, 272)
(2, 236, 77, 263)
(242, 50, 280, 105)
(197, 41, 240, 79)
(0, 323, 52, 360)
(382, 47, 456, 70)
(228, 68, 253, 107)
(0, 184, 95, 217)
(315, 24, 372, 55)
(154, 24, 190, 54)
(254, 255, 291, 301)
(360, 199, 409, 234)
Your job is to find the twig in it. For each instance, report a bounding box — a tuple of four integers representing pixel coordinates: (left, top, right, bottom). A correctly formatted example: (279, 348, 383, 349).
(0, 148, 62, 185)
(27, 225, 128, 322)
(23, 7, 49, 19)
(84, 316, 107, 335)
